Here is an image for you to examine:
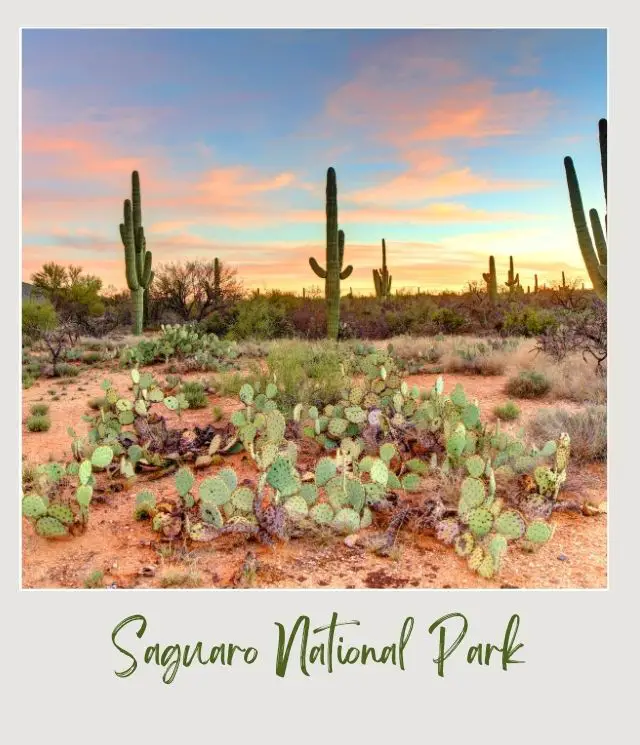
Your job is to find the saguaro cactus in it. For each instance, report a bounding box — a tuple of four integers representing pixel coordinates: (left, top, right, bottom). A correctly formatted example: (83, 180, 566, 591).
(373, 238, 392, 299)
(213, 257, 221, 308)
(482, 255, 498, 304)
(120, 170, 153, 335)
(534, 274, 539, 293)
(309, 167, 353, 339)
(505, 256, 520, 292)
(564, 118, 607, 301)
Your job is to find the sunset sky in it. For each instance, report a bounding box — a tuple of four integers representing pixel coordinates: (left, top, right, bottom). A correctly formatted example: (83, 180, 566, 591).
(22, 29, 607, 294)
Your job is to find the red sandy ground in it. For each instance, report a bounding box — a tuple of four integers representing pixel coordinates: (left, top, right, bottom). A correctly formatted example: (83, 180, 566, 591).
(21, 364, 607, 590)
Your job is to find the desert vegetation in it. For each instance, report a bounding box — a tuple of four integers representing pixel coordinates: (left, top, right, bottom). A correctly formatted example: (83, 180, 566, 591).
(20, 120, 607, 589)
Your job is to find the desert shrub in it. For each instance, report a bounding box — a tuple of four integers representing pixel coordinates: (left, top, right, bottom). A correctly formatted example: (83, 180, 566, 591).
(181, 381, 208, 409)
(528, 405, 606, 462)
(26, 414, 51, 432)
(83, 570, 105, 589)
(502, 307, 558, 337)
(493, 400, 521, 421)
(228, 296, 294, 340)
(265, 340, 348, 410)
(81, 351, 103, 364)
(430, 307, 466, 334)
(54, 363, 80, 378)
(22, 299, 58, 340)
(211, 405, 223, 422)
(444, 342, 507, 376)
(30, 403, 49, 416)
(22, 372, 36, 389)
(506, 370, 550, 399)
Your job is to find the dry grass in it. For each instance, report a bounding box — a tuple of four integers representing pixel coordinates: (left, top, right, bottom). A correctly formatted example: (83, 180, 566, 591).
(528, 406, 607, 463)
(513, 350, 606, 404)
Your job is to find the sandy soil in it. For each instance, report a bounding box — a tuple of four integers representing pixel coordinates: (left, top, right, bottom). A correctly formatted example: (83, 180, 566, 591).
(21, 363, 607, 590)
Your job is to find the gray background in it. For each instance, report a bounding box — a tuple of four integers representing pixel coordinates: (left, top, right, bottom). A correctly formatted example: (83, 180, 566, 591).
(5, 4, 635, 742)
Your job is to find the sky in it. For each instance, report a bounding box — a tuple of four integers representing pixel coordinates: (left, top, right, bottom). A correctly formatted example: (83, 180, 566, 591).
(21, 29, 607, 294)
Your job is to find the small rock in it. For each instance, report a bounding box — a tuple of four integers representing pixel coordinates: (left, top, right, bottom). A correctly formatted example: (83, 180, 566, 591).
(195, 455, 212, 469)
(139, 565, 156, 577)
(557, 554, 568, 562)
(344, 534, 360, 548)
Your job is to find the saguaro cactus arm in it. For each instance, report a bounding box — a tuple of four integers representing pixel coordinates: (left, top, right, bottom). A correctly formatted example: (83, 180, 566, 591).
(563, 118, 607, 301)
(338, 230, 353, 279)
(564, 154, 607, 299)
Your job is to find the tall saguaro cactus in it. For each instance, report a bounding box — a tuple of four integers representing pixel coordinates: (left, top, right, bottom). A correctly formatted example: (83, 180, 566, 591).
(482, 255, 498, 304)
(120, 170, 153, 335)
(505, 256, 520, 292)
(373, 238, 392, 299)
(563, 118, 607, 301)
(309, 167, 353, 339)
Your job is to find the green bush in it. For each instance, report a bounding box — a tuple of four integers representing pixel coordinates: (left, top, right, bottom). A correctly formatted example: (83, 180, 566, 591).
(181, 381, 208, 409)
(22, 299, 58, 339)
(22, 372, 36, 389)
(265, 341, 348, 411)
(228, 297, 293, 340)
(26, 414, 51, 432)
(493, 400, 521, 421)
(503, 307, 558, 337)
(30, 403, 49, 416)
(506, 371, 551, 399)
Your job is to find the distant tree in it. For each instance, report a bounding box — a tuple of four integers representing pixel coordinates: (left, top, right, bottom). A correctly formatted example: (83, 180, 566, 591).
(154, 259, 244, 322)
(31, 263, 105, 323)
(22, 299, 58, 341)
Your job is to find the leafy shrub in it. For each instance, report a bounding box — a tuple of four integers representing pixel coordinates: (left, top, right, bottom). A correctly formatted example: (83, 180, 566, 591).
(528, 405, 606, 462)
(26, 414, 51, 432)
(228, 296, 293, 340)
(493, 400, 521, 421)
(506, 371, 551, 399)
(30, 403, 49, 416)
(22, 372, 36, 389)
(181, 381, 208, 409)
(22, 299, 58, 339)
(430, 307, 466, 334)
(503, 307, 558, 337)
(265, 341, 348, 411)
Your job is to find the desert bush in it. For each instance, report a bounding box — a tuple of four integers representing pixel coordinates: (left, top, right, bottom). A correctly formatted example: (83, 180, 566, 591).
(528, 405, 606, 462)
(493, 400, 521, 421)
(54, 363, 81, 378)
(181, 381, 208, 409)
(26, 414, 51, 432)
(30, 403, 49, 416)
(228, 295, 294, 340)
(506, 370, 551, 399)
(444, 342, 508, 376)
(502, 307, 558, 337)
(31, 263, 105, 326)
(83, 570, 105, 589)
(22, 299, 58, 340)
(22, 372, 36, 389)
(265, 340, 348, 411)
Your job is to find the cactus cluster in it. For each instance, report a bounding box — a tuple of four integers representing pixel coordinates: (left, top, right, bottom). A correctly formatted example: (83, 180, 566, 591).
(564, 118, 607, 301)
(22, 445, 114, 538)
(373, 239, 392, 299)
(309, 167, 353, 340)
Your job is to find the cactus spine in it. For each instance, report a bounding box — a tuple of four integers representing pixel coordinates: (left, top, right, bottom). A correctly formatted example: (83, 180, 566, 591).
(505, 256, 520, 292)
(564, 118, 607, 301)
(482, 255, 498, 304)
(373, 238, 392, 299)
(120, 171, 153, 335)
(309, 167, 353, 340)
